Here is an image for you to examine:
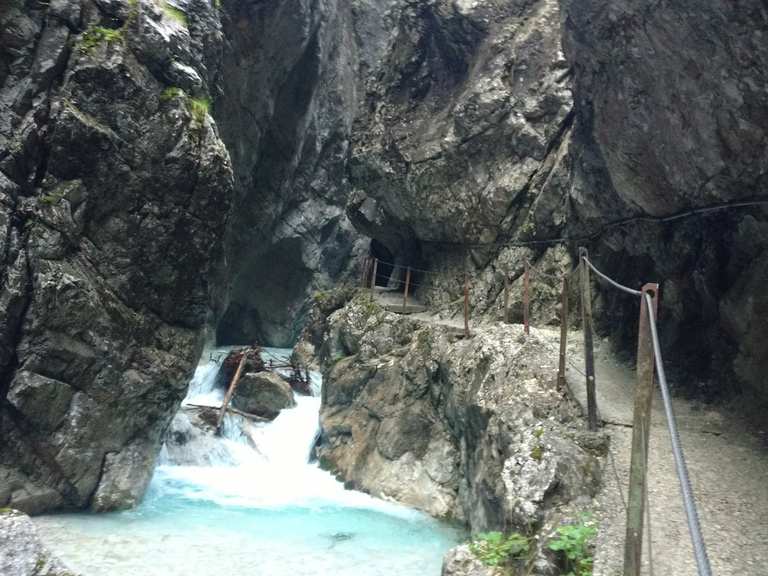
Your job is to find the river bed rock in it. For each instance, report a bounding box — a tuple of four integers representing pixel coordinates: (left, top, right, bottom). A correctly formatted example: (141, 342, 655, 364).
(233, 372, 296, 420)
(0, 509, 77, 576)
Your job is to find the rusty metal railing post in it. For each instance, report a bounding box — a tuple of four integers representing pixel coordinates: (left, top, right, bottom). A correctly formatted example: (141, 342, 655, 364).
(623, 283, 659, 576)
(523, 260, 530, 335)
(360, 256, 370, 288)
(402, 267, 411, 312)
(557, 275, 569, 388)
(579, 247, 598, 431)
(463, 273, 470, 338)
(370, 258, 378, 291)
(503, 276, 511, 324)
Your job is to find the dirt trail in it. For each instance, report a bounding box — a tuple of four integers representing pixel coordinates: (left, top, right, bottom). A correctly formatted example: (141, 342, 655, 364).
(563, 334, 768, 576)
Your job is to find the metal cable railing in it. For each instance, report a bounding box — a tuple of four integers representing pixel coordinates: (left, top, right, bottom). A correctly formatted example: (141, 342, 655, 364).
(644, 291, 713, 576)
(358, 245, 712, 575)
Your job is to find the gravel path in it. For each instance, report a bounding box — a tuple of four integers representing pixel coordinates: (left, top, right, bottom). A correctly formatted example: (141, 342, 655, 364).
(563, 334, 768, 576)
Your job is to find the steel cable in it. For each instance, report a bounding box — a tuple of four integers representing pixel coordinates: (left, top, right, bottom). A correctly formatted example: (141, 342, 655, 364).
(644, 292, 712, 576)
(582, 256, 643, 297)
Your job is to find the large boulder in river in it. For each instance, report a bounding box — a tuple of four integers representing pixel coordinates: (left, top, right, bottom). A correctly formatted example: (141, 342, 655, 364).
(0, 509, 77, 576)
(233, 372, 296, 420)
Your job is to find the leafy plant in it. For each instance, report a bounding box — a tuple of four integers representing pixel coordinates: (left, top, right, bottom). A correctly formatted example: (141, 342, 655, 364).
(162, 2, 188, 25)
(469, 531, 530, 567)
(160, 86, 185, 102)
(80, 26, 124, 53)
(547, 515, 597, 576)
(530, 444, 544, 462)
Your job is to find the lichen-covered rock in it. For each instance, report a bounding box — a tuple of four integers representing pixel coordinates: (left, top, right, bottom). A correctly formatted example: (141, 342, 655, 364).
(233, 372, 296, 420)
(316, 296, 602, 534)
(0, 509, 77, 576)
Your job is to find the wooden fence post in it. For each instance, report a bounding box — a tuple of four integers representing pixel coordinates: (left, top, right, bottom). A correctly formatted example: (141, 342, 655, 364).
(557, 276, 569, 388)
(623, 283, 659, 576)
(579, 247, 598, 431)
(370, 258, 378, 291)
(523, 260, 531, 335)
(464, 273, 470, 338)
(504, 276, 511, 324)
(402, 267, 411, 312)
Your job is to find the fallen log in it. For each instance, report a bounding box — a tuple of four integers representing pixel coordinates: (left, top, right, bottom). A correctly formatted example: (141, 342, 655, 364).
(185, 402, 271, 424)
(215, 350, 249, 433)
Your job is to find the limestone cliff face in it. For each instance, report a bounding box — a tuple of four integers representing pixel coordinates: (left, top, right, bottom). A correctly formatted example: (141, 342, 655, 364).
(213, 0, 367, 347)
(0, 0, 233, 512)
(561, 0, 768, 402)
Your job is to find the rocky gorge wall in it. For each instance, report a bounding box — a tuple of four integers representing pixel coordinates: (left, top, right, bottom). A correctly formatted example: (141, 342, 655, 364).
(1, 0, 765, 518)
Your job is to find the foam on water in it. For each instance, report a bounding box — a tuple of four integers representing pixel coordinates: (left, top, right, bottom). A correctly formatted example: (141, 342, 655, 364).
(35, 347, 463, 575)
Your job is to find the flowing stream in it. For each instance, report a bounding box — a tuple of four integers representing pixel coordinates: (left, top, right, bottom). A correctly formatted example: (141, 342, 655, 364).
(35, 348, 463, 575)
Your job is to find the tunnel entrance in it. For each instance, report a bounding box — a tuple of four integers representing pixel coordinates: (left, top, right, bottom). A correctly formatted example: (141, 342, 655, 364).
(370, 239, 394, 288)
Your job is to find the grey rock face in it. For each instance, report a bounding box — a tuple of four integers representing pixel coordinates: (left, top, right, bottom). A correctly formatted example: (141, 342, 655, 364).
(0, 509, 77, 576)
(0, 0, 233, 512)
(316, 296, 601, 534)
(561, 0, 768, 403)
(348, 0, 572, 257)
(233, 371, 296, 420)
(213, 0, 370, 347)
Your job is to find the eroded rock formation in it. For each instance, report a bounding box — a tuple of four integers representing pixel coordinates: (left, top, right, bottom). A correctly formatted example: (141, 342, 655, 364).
(315, 295, 602, 567)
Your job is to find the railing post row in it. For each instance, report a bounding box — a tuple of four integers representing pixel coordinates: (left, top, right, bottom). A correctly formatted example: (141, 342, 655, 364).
(579, 247, 599, 431)
(623, 283, 659, 576)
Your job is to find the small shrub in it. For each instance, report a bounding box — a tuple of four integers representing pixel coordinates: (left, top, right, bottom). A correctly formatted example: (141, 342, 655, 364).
(80, 26, 124, 53)
(161, 86, 185, 102)
(548, 515, 597, 576)
(188, 97, 210, 124)
(162, 2, 188, 25)
(469, 531, 530, 567)
(39, 191, 65, 205)
(530, 444, 544, 462)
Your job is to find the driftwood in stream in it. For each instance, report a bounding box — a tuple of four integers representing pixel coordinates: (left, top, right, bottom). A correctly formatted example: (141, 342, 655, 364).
(215, 350, 249, 433)
(185, 403, 271, 424)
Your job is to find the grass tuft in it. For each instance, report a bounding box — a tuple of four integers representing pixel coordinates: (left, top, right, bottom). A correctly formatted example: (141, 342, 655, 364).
(160, 86, 185, 102)
(162, 2, 189, 26)
(188, 97, 210, 125)
(80, 26, 124, 53)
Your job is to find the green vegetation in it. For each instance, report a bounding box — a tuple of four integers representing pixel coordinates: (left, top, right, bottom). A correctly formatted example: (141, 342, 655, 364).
(530, 443, 544, 462)
(188, 97, 210, 124)
(162, 2, 189, 26)
(548, 515, 597, 576)
(39, 191, 65, 205)
(161, 86, 185, 102)
(80, 26, 124, 53)
(469, 531, 530, 568)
